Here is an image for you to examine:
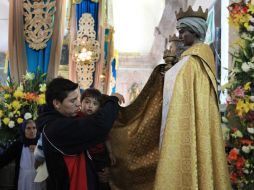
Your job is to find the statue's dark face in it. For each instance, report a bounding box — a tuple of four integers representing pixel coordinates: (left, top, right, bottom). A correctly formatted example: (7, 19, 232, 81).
(178, 28, 196, 46)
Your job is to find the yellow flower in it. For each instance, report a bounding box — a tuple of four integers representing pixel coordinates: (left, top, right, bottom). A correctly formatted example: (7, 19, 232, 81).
(13, 90, 24, 98)
(4, 94, 10, 99)
(37, 94, 46, 105)
(17, 85, 24, 92)
(244, 22, 250, 30)
(2, 118, 10, 125)
(0, 110, 3, 118)
(11, 100, 21, 110)
(7, 104, 12, 110)
(248, 4, 254, 14)
(17, 118, 23, 124)
(243, 102, 250, 113)
(232, 130, 243, 138)
(16, 111, 21, 116)
(236, 100, 246, 116)
(244, 82, 251, 91)
(247, 101, 254, 111)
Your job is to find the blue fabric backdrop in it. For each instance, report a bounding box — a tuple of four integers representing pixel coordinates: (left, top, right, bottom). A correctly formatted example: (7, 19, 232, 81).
(25, 40, 52, 74)
(111, 58, 116, 93)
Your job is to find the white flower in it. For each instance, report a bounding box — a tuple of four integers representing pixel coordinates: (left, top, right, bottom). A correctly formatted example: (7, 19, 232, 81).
(8, 120, 15, 128)
(241, 62, 251, 72)
(250, 16, 254, 23)
(17, 84, 24, 92)
(249, 61, 254, 69)
(221, 116, 228, 123)
(241, 32, 249, 39)
(250, 96, 254, 102)
(232, 130, 243, 138)
(242, 146, 251, 154)
(247, 127, 254, 134)
(39, 84, 46, 92)
(247, 25, 254, 31)
(8, 112, 14, 118)
(24, 72, 35, 81)
(24, 113, 32, 120)
(222, 125, 230, 140)
(243, 169, 249, 174)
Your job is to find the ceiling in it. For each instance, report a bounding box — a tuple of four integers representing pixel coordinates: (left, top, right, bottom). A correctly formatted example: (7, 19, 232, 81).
(112, 0, 165, 53)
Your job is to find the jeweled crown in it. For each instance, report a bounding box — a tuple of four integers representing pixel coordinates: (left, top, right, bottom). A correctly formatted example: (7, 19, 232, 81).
(175, 6, 208, 21)
(168, 34, 181, 42)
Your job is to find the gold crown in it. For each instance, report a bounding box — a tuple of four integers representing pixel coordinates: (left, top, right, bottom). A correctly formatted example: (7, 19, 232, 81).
(168, 34, 181, 42)
(175, 6, 208, 21)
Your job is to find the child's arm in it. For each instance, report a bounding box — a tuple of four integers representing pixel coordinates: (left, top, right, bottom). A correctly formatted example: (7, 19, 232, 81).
(105, 139, 116, 166)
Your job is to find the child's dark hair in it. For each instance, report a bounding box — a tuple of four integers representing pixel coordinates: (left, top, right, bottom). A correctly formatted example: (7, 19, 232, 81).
(81, 88, 102, 104)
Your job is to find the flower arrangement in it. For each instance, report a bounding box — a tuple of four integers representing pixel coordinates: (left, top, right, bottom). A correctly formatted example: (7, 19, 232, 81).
(0, 72, 46, 146)
(222, 1, 254, 189)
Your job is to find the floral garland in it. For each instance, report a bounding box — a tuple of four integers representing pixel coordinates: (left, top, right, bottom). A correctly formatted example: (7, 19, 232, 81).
(0, 72, 46, 146)
(223, 1, 254, 189)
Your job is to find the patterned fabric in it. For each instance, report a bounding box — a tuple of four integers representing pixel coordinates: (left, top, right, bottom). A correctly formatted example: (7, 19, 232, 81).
(160, 56, 189, 147)
(110, 65, 164, 190)
(154, 43, 231, 190)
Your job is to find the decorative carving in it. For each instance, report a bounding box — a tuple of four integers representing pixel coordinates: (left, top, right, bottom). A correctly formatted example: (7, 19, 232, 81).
(72, 13, 100, 89)
(72, 0, 82, 4)
(23, 0, 56, 50)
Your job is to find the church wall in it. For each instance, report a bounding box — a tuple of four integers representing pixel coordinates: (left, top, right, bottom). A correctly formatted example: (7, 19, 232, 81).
(115, 53, 154, 106)
(115, 0, 215, 105)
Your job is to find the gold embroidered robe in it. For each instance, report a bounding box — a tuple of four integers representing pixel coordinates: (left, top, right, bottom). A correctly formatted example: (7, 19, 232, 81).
(110, 65, 164, 190)
(154, 43, 231, 190)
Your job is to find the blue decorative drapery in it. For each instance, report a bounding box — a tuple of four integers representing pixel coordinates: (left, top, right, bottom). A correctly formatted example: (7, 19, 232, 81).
(25, 40, 52, 74)
(111, 58, 116, 93)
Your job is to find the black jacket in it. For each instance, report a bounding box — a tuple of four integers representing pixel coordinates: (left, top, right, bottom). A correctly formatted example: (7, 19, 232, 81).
(36, 96, 119, 190)
(0, 140, 23, 189)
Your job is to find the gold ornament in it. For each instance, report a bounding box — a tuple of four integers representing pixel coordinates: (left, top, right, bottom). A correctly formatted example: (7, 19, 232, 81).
(72, 13, 100, 89)
(72, 0, 82, 4)
(175, 6, 208, 20)
(23, 0, 56, 50)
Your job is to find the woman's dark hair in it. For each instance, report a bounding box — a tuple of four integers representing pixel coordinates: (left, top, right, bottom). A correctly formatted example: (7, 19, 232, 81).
(46, 77, 79, 108)
(80, 88, 102, 104)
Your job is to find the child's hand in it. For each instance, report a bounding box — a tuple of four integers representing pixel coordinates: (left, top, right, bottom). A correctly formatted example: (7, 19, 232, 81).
(111, 93, 125, 104)
(109, 152, 116, 166)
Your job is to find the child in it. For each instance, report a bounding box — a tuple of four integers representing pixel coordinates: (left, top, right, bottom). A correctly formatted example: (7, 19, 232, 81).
(80, 88, 116, 190)
(34, 88, 116, 189)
